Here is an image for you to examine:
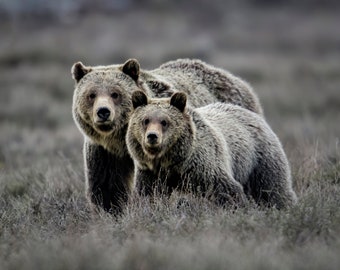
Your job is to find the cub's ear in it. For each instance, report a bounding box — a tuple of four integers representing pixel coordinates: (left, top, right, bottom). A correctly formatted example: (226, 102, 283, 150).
(132, 91, 148, 109)
(71, 62, 92, 83)
(170, 92, 187, 112)
(122, 58, 140, 81)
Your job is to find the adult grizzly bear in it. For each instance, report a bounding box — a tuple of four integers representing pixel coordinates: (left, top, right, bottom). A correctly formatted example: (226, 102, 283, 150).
(127, 91, 297, 209)
(71, 58, 263, 213)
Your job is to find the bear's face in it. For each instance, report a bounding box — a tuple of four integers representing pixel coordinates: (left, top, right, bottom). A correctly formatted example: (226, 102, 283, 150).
(71, 59, 142, 139)
(137, 109, 171, 157)
(128, 91, 188, 160)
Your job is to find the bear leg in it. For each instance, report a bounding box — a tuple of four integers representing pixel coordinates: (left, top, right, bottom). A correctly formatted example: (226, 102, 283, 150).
(84, 141, 134, 214)
(247, 151, 297, 209)
(212, 175, 248, 207)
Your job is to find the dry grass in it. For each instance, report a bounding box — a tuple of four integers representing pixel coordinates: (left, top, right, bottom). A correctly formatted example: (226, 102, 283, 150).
(0, 2, 340, 269)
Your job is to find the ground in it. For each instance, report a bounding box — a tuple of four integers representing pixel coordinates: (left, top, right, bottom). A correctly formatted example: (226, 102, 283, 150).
(0, 2, 340, 269)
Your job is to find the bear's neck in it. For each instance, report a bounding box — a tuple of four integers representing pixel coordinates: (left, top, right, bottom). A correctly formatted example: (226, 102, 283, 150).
(99, 130, 129, 157)
(81, 119, 128, 158)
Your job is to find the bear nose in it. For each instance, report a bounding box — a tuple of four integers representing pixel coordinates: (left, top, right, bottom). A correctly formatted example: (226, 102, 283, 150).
(147, 132, 159, 145)
(97, 107, 111, 121)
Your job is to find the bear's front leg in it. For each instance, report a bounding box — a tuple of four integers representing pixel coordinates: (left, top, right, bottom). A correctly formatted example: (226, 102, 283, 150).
(84, 140, 134, 215)
(210, 173, 248, 208)
(135, 167, 160, 197)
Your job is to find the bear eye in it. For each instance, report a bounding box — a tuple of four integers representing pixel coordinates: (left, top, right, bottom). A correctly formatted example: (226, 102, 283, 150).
(89, 93, 96, 100)
(111, 92, 119, 99)
(161, 120, 167, 127)
(143, 118, 150, 126)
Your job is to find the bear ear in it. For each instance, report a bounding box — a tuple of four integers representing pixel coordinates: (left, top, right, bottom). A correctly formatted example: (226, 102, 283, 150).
(122, 59, 140, 81)
(147, 80, 170, 94)
(170, 92, 187, 112)
(71, 62, 92, 83)
(132, 91, 148, 109)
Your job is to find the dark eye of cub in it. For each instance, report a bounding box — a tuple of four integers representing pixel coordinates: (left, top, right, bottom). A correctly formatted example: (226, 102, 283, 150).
(143, 119, 150, 126)
(111, 92, 119, 99)
(89, 93, 96, 100)
(161, 120, 167, 127)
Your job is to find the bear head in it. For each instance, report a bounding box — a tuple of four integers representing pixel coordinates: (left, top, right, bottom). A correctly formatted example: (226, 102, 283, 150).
(71, 59, 143, 151)
(127, 91, 194, 167)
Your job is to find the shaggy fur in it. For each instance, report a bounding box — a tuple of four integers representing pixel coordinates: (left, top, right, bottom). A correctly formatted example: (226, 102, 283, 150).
(141, 58, 263, 114)
(127, 91, 297, 209)
(71, 58, 264, 213)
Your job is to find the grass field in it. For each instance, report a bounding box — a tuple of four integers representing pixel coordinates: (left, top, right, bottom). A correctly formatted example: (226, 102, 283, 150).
(0, 2, 340, 269)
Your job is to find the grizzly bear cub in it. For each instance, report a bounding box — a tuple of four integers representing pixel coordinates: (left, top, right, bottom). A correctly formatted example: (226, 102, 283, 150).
(126, 91, 297, 208)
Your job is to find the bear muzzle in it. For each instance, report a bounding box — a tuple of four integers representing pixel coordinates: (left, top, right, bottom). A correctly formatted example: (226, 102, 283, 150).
(97, 107, 111, 121)
(146, 131, 159, 145)
(143, 131, 163, 156)
(92, 107, 115, 134)
(145, 128, 163, 146)
(93, 107, 115, 133)
(93, 96, 115, 124)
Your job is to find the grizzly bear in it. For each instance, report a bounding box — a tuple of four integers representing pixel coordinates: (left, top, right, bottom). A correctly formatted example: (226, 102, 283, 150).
(71, 58, 263, 213)
(126, 91, 297, 209)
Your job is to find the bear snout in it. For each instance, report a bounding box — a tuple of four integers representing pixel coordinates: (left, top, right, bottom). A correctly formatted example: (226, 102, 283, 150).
(97, 107, 111, 121)
(146, 131, 159, 145)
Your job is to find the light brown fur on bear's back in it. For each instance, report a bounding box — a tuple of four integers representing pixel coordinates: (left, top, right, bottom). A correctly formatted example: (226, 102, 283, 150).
(196, 102, 297, 208)
(141, 59, 263, 114)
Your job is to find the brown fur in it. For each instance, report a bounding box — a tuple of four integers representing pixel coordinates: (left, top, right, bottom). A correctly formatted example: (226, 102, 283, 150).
(127, 91, 297, 209)
(71, 58, 264, 213)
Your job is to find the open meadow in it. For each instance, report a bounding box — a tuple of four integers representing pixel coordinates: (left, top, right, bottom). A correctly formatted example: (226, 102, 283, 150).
(0, 1, 340, 269)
